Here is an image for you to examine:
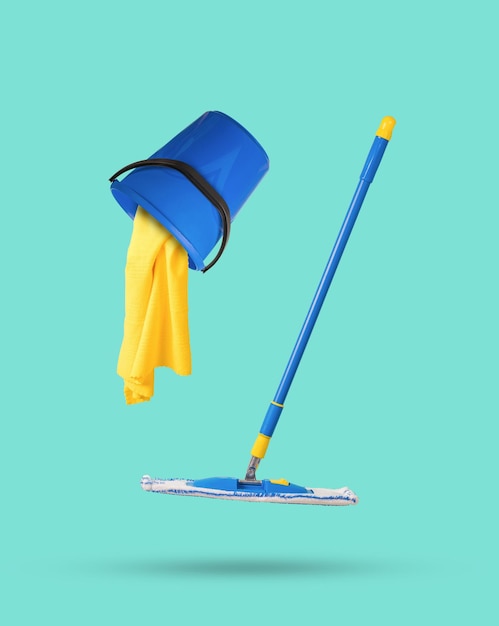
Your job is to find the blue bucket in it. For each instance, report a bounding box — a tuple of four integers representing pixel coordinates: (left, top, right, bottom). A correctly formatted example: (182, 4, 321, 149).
(109, 111, 269, 271)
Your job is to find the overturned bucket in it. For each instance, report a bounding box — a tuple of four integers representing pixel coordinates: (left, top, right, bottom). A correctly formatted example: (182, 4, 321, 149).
(109, 111, 269, 271)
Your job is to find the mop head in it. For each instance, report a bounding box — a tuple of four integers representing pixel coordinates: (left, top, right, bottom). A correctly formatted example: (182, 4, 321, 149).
(141, 475, 358, 506)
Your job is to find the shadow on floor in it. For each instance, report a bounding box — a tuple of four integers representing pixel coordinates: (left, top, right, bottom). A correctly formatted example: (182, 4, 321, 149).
(67, 554, 430, 580)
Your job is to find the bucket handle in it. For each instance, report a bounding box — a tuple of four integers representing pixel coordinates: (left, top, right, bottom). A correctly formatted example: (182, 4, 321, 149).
(109, 158, 231, 272)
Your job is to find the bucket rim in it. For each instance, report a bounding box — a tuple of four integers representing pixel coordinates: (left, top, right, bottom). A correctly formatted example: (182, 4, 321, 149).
(110, 180, 205, 270)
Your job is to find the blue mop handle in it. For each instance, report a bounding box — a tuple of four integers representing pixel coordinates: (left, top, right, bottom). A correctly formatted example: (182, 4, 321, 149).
(250, 116, 396, 462)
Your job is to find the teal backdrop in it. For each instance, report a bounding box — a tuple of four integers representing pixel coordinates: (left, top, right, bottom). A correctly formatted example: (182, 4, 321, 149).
(1, 1, 497, 624)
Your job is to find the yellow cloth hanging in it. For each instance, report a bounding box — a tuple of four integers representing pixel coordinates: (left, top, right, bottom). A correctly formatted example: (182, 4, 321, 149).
(117, 206, 191, 404)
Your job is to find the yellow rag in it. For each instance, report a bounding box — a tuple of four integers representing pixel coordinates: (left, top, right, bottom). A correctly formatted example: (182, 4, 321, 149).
(117, 206, 191, 404)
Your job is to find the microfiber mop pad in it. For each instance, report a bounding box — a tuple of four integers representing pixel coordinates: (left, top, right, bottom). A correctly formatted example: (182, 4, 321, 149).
(117, 206, 191, 404)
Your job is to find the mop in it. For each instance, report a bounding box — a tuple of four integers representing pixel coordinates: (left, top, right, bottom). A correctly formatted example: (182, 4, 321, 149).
(141, 116, 396, 505)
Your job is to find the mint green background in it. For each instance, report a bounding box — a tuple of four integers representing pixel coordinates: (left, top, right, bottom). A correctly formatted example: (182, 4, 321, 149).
(1, 1, 497, 624)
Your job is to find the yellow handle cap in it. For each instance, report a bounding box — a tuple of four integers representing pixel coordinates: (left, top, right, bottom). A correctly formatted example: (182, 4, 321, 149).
(376, 116, 396, 141)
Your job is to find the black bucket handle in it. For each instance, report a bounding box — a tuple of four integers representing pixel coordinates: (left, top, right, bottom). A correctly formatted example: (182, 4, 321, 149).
(109, 158, 231, 272)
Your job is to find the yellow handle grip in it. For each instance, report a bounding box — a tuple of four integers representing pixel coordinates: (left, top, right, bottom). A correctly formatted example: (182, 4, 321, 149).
(251, 433, 271, 459)
(376, 116, 396, 141)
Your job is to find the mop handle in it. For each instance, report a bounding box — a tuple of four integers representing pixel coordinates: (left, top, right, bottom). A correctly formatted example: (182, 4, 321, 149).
(250, 116, 396, 463)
